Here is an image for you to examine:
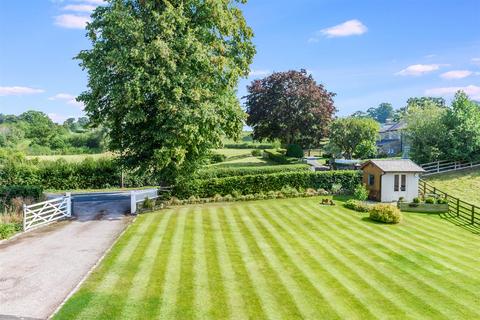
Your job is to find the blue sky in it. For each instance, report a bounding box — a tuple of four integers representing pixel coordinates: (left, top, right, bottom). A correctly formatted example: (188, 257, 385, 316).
(1, 0, 479, 123)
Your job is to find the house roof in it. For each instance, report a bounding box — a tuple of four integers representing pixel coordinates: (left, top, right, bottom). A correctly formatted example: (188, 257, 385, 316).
(360, 159, 426, 173)
(379, 121, 406, 133)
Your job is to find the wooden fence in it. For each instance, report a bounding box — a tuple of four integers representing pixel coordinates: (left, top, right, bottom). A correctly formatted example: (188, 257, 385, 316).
(421, 159, 480, 176)
(419, 180, 480, 225)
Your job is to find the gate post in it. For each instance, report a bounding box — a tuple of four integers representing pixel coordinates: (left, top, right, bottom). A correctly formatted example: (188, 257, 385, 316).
(23, 204, 27, 231)
(130, 191, 137, 215)
(65, 192, 72, 217)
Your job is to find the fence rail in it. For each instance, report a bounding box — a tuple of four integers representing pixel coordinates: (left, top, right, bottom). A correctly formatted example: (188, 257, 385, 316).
(23, 194, 71, 231)
(421, 159, 480, 176)
(419, 180, 480, 225)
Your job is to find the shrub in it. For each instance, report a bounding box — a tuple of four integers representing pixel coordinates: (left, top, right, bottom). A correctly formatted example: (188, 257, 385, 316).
(344, 199, 371, 212)
(251, 149, 262, 157)
(210, 153, 226, 164)
(369, 204, 402, 224)
(263, 149, 289, 164)
(353, 184, 369, 201)
(413, 197, 421, 204)
(286, 144, 304, 158)
(425, 197, 436, 204)
(398, 197, 405, 203)
(330, 183, 342, 195)
(437, 198, 448, 204)
(0, 223, 21, 239)
(174, 170, 361, 199)
(142, 197, 155, 210)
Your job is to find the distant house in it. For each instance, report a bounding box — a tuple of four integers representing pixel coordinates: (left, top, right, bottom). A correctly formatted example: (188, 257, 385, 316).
(377, 120, 407, 156)
(360, 159, 425, 202)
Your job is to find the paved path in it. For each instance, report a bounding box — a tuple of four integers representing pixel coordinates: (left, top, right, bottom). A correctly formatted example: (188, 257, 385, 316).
(0, 193, 132, 319)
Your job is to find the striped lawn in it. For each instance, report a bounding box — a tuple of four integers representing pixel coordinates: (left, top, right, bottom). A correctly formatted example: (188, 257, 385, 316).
(54, 197, 480, 320)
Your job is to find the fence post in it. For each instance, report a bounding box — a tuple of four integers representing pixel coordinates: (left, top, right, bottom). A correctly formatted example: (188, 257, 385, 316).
(65, 192, 72, 217)
(130, 191, 136, 215)
(437, 161, 440, 173)
(472, 205, 475, 225)
(23, 204, 27, 231)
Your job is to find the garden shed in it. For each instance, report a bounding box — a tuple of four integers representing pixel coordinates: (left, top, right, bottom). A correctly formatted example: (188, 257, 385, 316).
(360, 159, 425, 202)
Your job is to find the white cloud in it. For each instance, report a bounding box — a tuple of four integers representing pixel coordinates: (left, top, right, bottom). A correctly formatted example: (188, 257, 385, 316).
(395, 64, 443, 76)
(249, 70, 270, 78)
(63, 4, 96, 12)
(54, 14, 90, 29)
(440, 70, 473, 80)
(319, 19, 368, 38)
(425, 85, 480, 100)
(472, 58, 480, 65)
(0, 86, 45, 96)
(75, 0, 104, 4)
(49, 93, 84, 108)
(48, 113, 69, 124)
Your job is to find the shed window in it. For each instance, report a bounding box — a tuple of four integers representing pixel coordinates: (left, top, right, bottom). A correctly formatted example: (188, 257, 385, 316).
(401, 174, 406, 191)
(368, 174, 375, 186)
(394, 175, 399, 191)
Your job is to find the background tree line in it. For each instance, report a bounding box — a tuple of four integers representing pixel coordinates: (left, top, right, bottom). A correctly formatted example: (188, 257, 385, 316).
(0, 110, 106, 155)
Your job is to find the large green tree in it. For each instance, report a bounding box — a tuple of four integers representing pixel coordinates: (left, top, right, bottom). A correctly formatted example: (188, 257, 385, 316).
(366, 102, 394, 123)
(245, 69, 336, 149)
(327, 117, 379, 159)
(404, 102, 447, 163)
(77, 0, 255, 182)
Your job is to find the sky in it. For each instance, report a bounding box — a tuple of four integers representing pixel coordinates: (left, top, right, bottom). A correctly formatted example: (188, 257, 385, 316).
(1, 0, 479, 123)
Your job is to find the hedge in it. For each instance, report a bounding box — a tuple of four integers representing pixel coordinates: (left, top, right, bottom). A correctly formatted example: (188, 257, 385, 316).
(263, 149, 290, 164)
(0, 158, 154, 190)
(0, 185, 43, 203)
(175, 170, 361, 199)
(195, 164, 310, 179)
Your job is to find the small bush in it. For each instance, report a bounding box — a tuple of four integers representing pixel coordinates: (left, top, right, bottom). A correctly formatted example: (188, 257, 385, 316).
(425, 197, 436, 204)
(398, 197, 405, 203)
(286, 144, 304, 158)
(210, 153, 226, 164)
(437, 198, 448, 204)
(251, 149, 262, 157)
(330, 183, 342, 195)
(344, 199, 370, 212)
(353, 184, 369, 201)
(369, 204, 402, 224)
(413, 197, 421, 204)
(0, 223, 21, 239)
(142, 197, 155, 210)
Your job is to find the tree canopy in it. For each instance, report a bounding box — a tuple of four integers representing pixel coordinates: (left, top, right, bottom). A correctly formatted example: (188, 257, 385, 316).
(366, 103, 394, 123)
(245, 69, 336, 149)
(77, 0, 255, 183)
(327, 117, 379, 159)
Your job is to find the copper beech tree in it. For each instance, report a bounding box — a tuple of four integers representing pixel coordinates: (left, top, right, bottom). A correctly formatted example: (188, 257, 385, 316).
(245, 70, 336, 150)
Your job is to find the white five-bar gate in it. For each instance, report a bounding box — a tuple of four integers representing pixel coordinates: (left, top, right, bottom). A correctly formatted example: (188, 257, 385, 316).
(23, 193, 72, 231)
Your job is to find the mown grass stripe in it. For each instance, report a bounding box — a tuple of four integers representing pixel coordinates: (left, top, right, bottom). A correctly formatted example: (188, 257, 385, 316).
(174, 208, 196, 319)
(306, 202, 480, 318)
(202, 207, 228, 319)
(233, 204, 306, 319)
(269, 201, 447, 319)
(241, 204, 336, 319)
(251, 202, 392, 320)
(74, 213, 160, 320)
(118, 211, 174, 319)
(209, 207, 249, 320)
(134, 209, 180, 319)
(157, 209, 188, 319)
(221, 205, 285, 320)
(325, 204, 480, 287)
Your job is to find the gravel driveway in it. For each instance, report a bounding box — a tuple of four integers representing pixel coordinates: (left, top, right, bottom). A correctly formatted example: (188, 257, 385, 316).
(0, 193, 132, 319)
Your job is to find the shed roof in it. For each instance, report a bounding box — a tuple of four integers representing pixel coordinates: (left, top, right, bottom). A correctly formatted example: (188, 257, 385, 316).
(360, 159, 426, 173)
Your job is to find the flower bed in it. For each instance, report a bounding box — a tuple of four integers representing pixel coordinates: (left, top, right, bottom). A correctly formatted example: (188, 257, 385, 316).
(398, 202, 449, 213)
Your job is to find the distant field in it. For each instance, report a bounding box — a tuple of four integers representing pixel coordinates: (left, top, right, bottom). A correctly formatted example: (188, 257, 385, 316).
(55, 197, 480, 319)
(425, 168, 480, 206)
(27, 153, 113, 162)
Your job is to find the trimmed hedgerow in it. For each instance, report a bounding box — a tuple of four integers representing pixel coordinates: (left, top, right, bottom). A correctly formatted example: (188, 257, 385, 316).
(343, 199, 371, 212)
(0, 185, 43, 203)
(263, 149, 290, 164)
(195, 164, 310, 179)
(175, 170, 361, 199)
